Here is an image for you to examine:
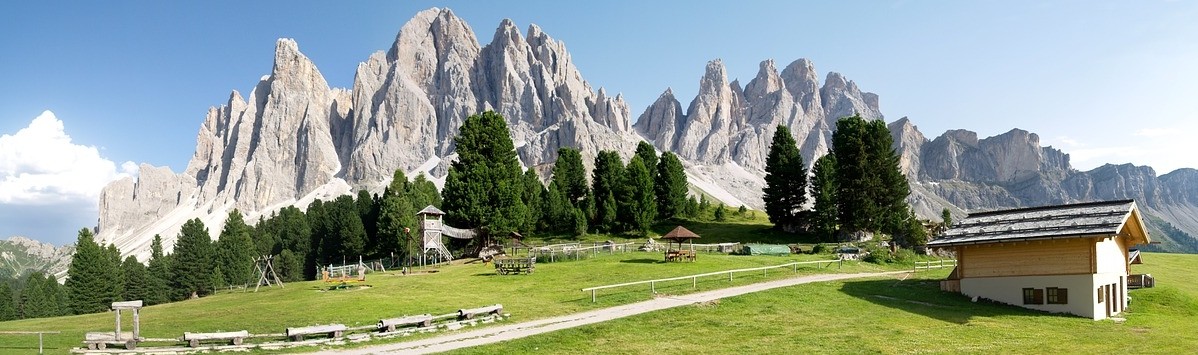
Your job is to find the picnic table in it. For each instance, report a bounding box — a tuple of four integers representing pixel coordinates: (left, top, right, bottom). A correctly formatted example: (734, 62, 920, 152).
(665, 249, 696, 262)
(494, 257, 535, 275)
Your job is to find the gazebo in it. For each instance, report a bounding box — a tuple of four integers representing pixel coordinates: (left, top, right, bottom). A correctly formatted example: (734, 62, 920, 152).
(661, 226, 699, 262)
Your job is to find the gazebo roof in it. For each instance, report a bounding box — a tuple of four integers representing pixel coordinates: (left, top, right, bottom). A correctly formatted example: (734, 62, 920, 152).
(661, 226, 700, 241)
(416, 205, 445, 216)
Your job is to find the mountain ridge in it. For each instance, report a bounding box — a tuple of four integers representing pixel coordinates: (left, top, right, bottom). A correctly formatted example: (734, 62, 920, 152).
(93, 7, 1198, 260)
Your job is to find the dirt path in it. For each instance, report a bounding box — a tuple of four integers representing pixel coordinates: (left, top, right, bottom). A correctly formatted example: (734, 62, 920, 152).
(322, 270, 910, 355)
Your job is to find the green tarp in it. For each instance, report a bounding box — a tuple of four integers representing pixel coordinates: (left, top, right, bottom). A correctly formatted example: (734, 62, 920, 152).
(739, 244, 790, 256)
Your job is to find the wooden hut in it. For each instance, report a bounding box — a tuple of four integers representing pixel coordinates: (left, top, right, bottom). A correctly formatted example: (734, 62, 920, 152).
(927, 200, 1152, 320)
(661, 226, 699, 262)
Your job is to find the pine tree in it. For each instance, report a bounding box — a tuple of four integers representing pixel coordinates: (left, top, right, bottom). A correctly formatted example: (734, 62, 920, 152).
(66, 228, 120, 314)
(684, 196, 700, 218)
(19, 272, 59, 318)
(654, 151, 688, 221)
(591, 150, 625, 232)
(275, 206, 312, 279)
(621, 156, 657, 235)
(542, 181, 567, 232)
(120, 256, 150, 302)
(553, 147, 588, 207)
(635, 141, 658, 177)
(810, 154, 839, 241)
(171, 218, 215, 300)
(831, 115, 909, 236)
(520, 169, 545, 233)
(276, 249, 304, 282)
(252, 215, 280, 257)
(307, 199, 330, 270)
(216, 210, 257, 286)
(410, 173, 442, 208)
(941, 208, 953, 228)
(763, 125, 808, 231)
(329, 195, 367, 261)
(357, 189, 380, 256)
(0, 282, 16, 321)
(572, 207, 588, 236)
(378, 169, 416, 259)
(714, 203, 727, 221)
(146, 234, 172, 305)
(441, 111, 527, 235)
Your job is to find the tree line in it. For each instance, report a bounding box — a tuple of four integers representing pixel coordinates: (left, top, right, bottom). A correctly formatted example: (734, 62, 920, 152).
(443, 111, 704, 238)
(764, 115, 927, 246)
(44, 110, 740, 318)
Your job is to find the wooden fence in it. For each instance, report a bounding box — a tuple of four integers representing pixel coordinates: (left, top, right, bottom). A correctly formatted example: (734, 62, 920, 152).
(0, 331, 60, 354)
(913, 259, 957, 272)
(580, 259, 843, 302)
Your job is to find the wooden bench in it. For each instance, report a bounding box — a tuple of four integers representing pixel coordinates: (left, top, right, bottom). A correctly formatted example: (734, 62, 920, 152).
(285, 324, 346, 341)
(377, 314, 433, 332)
(183, 330, 249, 347)
(458, 304, 503, 320)
(84, 332, 138, 350)
(494, 257, 535, 275)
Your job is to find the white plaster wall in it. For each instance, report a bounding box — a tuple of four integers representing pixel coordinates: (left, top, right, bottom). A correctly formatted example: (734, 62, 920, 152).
(961, 274, 1099, 319)
(1095, 237, 1127, 275)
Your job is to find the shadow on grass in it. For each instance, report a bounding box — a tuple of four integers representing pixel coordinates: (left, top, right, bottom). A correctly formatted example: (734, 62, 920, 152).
(471, 272, 501, 277)
(619, 258, 663, 264)
(838, 278, 1073, 324)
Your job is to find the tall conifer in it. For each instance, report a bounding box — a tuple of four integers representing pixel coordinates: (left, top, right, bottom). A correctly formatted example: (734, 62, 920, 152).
(763, 126, 808, 230)
(441, 111, 527, 235)
(66, 228, 120, 314)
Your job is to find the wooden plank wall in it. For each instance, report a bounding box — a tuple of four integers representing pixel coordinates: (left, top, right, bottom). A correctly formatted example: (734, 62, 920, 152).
(960, 237, 1095, 278)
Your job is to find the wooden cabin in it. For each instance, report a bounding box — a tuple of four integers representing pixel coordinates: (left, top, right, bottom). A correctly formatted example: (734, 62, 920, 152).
(927, 200, 1152, 320)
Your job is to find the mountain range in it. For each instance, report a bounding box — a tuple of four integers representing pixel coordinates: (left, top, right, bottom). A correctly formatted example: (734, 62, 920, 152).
(93, 7, 1198, 261)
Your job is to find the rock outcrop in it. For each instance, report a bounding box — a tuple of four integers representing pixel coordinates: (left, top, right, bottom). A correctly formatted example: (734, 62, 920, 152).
(95, 7, 1198, 258)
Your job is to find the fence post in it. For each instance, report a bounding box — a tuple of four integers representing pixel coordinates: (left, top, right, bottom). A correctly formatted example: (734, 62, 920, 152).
(794, 263, 798, 273)
(39, 332, 43, 355)
(693, 276, 697, 288)
(651, 281, 656, 294)
(729, 271, 733, 282)
(592, 289, 596, 303)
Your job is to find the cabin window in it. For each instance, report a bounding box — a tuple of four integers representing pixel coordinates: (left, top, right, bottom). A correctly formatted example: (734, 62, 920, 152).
(1023, 288, 1044, 305)
(1097, 287, 1104, 303)
(1047, 287, 1068, 304)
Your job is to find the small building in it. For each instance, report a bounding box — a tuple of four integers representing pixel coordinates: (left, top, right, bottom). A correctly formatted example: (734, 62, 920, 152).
(927, 200, 1151, 320)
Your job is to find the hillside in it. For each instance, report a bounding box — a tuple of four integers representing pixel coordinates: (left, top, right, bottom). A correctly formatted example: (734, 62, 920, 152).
(455, 252, 1198, 354)
(0, 237, 72, 281)
(1, 247, 1191, 353)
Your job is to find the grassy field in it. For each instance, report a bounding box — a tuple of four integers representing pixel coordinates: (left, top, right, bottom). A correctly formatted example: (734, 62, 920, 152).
(450, 252, 1198, 354)
(0, 244, 891, 353)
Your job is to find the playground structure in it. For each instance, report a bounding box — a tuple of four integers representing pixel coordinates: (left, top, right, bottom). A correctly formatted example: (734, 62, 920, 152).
(417, 205, 483, 264)
(253, 255, 284, 292)
(322, 256, 371, 283)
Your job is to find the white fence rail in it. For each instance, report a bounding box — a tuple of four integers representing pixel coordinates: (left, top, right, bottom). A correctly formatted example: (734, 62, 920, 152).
(913, 259, 956, 272)
(580, 259, 843, 302)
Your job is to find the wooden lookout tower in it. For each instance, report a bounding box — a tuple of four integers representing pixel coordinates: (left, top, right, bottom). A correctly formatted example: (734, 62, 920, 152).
(417, 205, 453, 262)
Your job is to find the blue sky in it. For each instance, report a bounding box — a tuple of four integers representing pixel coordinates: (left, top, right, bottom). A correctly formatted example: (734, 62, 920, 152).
(2, 1, 1197, 246)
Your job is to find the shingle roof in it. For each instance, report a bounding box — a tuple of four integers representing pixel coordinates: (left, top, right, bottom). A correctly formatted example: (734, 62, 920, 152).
(416, 205, 445, 216)
(928, 200, 1141, 247)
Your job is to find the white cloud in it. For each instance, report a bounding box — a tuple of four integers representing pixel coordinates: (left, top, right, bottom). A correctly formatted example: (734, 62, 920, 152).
(0, 111, 136, 206)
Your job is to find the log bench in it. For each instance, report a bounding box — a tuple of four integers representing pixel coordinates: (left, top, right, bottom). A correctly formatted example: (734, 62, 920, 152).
(84, 332, 138, 350)
(458, 304, 503, 320)
(494, 257, 535, 275)
(285, 324, 347, 341)
(377, 314, 433, 332)
(183, 330, 249, 347)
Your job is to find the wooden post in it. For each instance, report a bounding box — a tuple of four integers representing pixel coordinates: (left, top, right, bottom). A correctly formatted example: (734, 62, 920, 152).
(133, 308, 140, 340)
(692, 276, 697, 288)
(651, 281, 656, 294)
(38, 332, 43, 354)
(729, 271, 733, 282)
(592, 289, 597, 303)
(114, 309, 121, 341)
